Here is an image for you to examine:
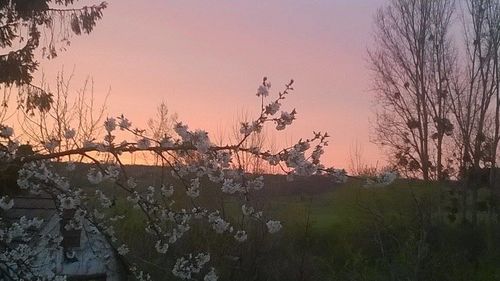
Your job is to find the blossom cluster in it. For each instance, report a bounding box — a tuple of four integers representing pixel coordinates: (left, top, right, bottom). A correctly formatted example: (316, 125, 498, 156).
(0, 78, 355, 280)
(0, 210, 64, 280)
(172, 253, 211, 280)
(364, 171, 398, 187)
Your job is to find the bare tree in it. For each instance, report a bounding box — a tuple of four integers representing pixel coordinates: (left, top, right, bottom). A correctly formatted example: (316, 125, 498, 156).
(449, 0, 500, 223)
(147, 100, 177, 165)
(370, 0, 456, 181)
(18, 71, 108, 156)
(231, 111, 268, 174)
(348, 140, 380, 177)
(483, 1, 500, 191)
(147, 100, 178, 140)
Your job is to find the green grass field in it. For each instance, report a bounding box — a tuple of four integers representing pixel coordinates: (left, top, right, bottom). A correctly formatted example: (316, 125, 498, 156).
(86, 166, 499, 281)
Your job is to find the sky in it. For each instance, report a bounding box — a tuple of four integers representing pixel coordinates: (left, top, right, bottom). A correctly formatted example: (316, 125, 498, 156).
(39, 0, 387, 170)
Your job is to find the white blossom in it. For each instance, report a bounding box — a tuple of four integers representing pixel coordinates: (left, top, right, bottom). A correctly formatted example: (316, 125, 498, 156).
(265, 154, 280, 166)
(216, 151, 231, 168)
(160, 136, 174, 148)
(311, 146, 324, 161)
(221, 179, 243, 194)
(87, 168, 103, 184)
(239, 121, 262, 135)
(204, 268, 218, 281)
(265, 101, 281, 115)
(127, 177, 138, 189)
(266, 220, 282, 234)
(380, 171, 398, 185)
(254, 211, 263, 219)
(234, 230, 247, 242)
(137, 138, 151, 149)
(119, 115, 132, 130)
(117, 244, 129, 255)
(281, 111, 295, 124)
(104, 117, 117, 132)
(172, 253, 210, 280)
(0, 125, 13, 138)
(174, 122, 190, 141)
(193, 130, 211, 153)
(44, 138, 60, 152)
(59, 196, 75, 209)
(161, 184, 174, 197)
(241, 205, 254, 216)
(330, 169, 347, 183)
(83, 139, 96, 148)
(365, 171, 398, 187)
(131, 267, 152, 281)
(276, 110, 296, 130)
(155, 240, 169, 254)
(247, 176, 264, 190)
(187, 178, 200, 198)
(212, 217, 230, 234)
(257, 80, 271, 97)
(257, 84, 270, 97)
(0, 196, 14, 210)
(105, 165, 121, 180)
(96, 190, 112, 208)
(0, 78, 337, 280)
(239, 122, 253, 135)
(64, 128, 76, 139)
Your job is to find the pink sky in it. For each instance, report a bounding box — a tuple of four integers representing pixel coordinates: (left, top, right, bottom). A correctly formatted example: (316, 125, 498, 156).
(38, 0, 387, 170)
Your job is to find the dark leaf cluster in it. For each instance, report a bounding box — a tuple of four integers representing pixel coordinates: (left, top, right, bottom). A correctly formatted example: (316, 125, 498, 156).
(0, 0, 107, 87)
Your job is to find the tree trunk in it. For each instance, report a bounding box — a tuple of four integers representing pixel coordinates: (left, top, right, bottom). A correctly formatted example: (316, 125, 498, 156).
(437, 136, 443, 181)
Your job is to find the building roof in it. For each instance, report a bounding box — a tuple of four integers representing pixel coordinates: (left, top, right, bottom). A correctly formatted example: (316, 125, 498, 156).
(3, 192, 57, 225)
(2, 192, 125, 280)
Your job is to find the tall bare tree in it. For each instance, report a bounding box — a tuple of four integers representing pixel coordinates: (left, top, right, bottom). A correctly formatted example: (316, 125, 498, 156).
(147, 100, 177, 140)
(18, 71, 108, 156)
(482, 1, 500, 192)
(449, 0, 500, 223)
(147, 100, 177, 165)
(370, 0, 456, 181)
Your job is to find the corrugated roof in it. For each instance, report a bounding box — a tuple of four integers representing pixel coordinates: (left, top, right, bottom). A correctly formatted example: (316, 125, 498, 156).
(3, 193, 57, 223)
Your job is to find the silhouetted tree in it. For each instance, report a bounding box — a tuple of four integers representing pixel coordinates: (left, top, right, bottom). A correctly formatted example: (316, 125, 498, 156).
(0, 0, 106, 194)
(0, 0, 107, 113)
(371, 0, 500, 224)
(147, 100, 178, 165)
(449, 0, 500, 223)
(369, 0, 456, 181)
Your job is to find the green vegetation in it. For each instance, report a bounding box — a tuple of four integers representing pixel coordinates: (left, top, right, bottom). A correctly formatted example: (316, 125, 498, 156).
(94, 170, 500, 281)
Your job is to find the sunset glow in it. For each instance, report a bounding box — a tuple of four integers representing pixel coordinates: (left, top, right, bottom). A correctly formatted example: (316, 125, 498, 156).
(35, 0, 386, 170)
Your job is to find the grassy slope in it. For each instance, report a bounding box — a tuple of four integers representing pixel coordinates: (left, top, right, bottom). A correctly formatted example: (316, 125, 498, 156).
(260, 179, 500, 281)
(59, 163, 500, 280)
